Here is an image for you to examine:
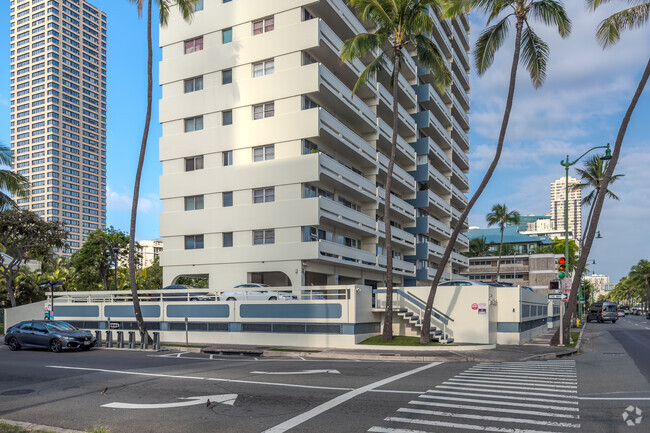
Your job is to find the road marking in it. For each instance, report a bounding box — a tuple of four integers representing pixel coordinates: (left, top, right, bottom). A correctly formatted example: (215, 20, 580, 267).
(383, 416, 569, 433)
(468, 367, 576, 376)
(396, 408, 581, 428)
(45, 365, 426, 395)
(261, 361, 442, 433)
(102, 394, 237, 409)
(147, 354, 426, 364)
(410, 400, 580, 419)
(429, 389, 579, 404)
(458, 373, 577, 384)
(209, 354, 214, 360)
(250, 369, 340, 375)
(436, 384, 579, 399)
(420, 394, 579, 411)
(580, 397, 650, 400)
(450, 377, 577, 388)
(443, 380, 577, 394)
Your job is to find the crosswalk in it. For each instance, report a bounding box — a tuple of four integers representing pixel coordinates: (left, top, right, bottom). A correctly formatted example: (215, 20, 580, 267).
(369, 360, 579, 433)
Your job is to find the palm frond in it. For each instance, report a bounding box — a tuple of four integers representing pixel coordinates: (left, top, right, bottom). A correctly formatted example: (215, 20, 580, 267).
(341, 32, 389, 62)
(127, 0, 145, 18)
(414, 34, 452, 91)
(529, 0, 572, 38)
(473, 16, 511, 75)
(596, 3, 649, 47)
(587, 0, 647, 12)
(348, 0, 396, 29)
(354, 54, 388, 95)
(520, 24, 549, 88)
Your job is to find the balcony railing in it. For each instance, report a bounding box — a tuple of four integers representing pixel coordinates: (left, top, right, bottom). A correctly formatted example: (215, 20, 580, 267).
(427, 6, 452, 57)
(451, 162, 470, 192)
(377, 186, 416, 220)
(427, 215, 451, 238)
(428, 163, 452, 192)
(413, 110, 451, 149)
(451, 183, 469, 208)
(453, 74, 470, 111)
(451, 251, 469, 267)
(318, 197, 377, 236)
(376, 222, 416, 250)
(377, 255, 416, 275)
(377, 151, 416, 194)
(452, 93, 470, 130)
(377, 82, 417, 136)
(318, 240, 379, 269)
(377, 117, 416, 166)
(318, 108, 376, 165)
(317, 153, 377, 201)
(451, 138, 469, 171)
(414, 84, 451, 127)
(452, 50, 470, 92)
(452, 117, 470, 151)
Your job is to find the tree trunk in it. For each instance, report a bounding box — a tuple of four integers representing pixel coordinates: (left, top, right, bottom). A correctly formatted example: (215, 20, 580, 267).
(552, 57, 650, 344)
(128, 0, 153, 343)
(496, 227, 504, 281)
(381, 51, 402, 341)
(6, 274, 16, 307)
(420, 18, 525, 344)
(580, 195, 597, 251)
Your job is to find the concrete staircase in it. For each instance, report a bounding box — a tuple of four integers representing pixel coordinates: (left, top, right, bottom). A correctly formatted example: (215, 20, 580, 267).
(396, 307, 454, 344)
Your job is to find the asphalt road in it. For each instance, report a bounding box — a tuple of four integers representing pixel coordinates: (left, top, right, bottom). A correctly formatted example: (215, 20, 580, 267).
(0, 315, 648, 433)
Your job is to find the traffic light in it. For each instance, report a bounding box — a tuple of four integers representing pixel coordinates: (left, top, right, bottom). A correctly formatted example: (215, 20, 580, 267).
(557, 256, 566, 279)
(549, 281, 560, 291)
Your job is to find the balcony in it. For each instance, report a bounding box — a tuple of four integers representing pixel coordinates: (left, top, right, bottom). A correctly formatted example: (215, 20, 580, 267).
(317, 153, 377, 202)
(413, 84, 451, 128)
(450, 139, 469, 171)
(426, 215, 452, 239)
(311, 0, 366, 41)
(456, 232, 470, 249)
(415, 267, 451, 282)
(311, 63, 377, 135)
(460, 13, 470, 32)
(377, 222, 416, 252)
(411, 163, 451, 197)
(377, 82, 417, 138)
(377, 186, 416, 222)
(451, 206, 470, 230)
(317, 108, 376, 166)
(452, 50, 470, 92)
(412, 189, 451, 220)
(318, 197, 377, 237)
(451, 251, 469, 267)
(377, 151, 416, 196)
(450, 25, 471, 72)
(453, 74, 470, 111)
(451, 183, 469, 209)
(318, 240, 380, 270)
(412, 110, 452, 150)
(452, 93, 470, 131)
(453, 17, 470, 52)
(377, 117, 417, 167)
(377, 255, 416, 276)
(417, 241, 446, 260)
(452, 117, 470, 152)
(451, 162, 470, 192)
(412, 137, 452, 175)
(427, 6, 452, 57)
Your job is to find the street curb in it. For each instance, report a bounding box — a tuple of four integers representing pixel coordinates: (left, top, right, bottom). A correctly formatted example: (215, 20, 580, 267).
(0, 418, 87, 433)
(261, 350, 457, 362)
(575, 323, 587, 352)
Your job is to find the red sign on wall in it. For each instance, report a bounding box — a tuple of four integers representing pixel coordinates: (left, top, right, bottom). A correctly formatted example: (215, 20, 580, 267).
(471, 303, 478, 310)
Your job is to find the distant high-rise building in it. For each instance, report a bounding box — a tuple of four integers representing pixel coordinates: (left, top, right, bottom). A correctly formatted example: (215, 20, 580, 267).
(550, 177, 581, 241)
(9, 0, 107, 254)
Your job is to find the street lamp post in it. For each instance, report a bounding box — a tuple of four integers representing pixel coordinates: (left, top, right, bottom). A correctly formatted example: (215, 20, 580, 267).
(112, 247, 119, 291)
(39, 281, 64, 320)
(559, 143, 612, 345)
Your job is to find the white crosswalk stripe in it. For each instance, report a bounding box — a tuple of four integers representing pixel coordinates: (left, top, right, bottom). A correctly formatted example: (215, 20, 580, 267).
(369, 360, 580, 433)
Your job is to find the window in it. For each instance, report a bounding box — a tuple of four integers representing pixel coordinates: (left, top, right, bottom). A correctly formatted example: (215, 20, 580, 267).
(223, 191, 233, 207)
(185, 234, 204, 250)
(338, 235, 360, 249)
(185, 155, 204, 171)
(223, 0, 232, 3)
(222, 28, 232, 44)
(303, 226, 332, 242)
(253, 102, 274, 119)
(193, 0, 204, 11)
(223, 232, 233, 247)
(184, 76, 203, 93)
(184, 37, 203, 54)
(253, 17, 274, 35)
(253, 187, 274, 203)
(304, 9, 315, 21)
(303, 183, 333, 200)
(222, 69, 232, 84)
(222, 110, 232, 125)
(223, 150, 233, 166)
(253, 229, 275, 245)
(253, 145, 274, 162)
(184, 195, 204, 211)
(252, 59, 274, 77)
(184, 116, 203, 132)
(303, 96, 319, 110)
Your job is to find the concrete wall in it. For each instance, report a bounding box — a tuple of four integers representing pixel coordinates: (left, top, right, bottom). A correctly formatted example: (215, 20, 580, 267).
(4, 301, 48, 330)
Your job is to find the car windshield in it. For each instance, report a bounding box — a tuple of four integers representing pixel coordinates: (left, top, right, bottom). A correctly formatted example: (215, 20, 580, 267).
(44, 321, 78, 332)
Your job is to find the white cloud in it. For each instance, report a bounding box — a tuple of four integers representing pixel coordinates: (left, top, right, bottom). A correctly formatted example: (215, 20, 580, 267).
(107, 186, 161, 215)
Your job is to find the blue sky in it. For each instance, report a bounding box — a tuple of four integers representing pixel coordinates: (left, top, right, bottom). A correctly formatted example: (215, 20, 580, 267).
(1, 1, 648, 283)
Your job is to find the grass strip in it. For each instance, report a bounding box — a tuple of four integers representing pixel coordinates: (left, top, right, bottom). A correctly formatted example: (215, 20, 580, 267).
(359, 335, 443, 346)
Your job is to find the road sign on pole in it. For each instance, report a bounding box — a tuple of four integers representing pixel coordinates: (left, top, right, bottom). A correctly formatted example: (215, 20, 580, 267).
(548, 293, 568, 300)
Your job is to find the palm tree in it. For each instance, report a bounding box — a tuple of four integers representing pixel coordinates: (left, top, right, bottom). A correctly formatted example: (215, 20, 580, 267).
(630, 259, 650, 314)
(552, 0, 649, 344)
(486, 204, 520, 281)
(341, 0, 451, 341)
(0, 144, 29, 210)
(572, 154, 623, 249)
(127, 0, 197, 341)
(467, 237, 490, 257)
(421, 0, 571, 344)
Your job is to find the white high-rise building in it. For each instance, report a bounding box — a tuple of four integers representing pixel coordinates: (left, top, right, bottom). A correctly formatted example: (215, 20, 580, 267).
(9, 0, 108, 253)
(158, 1, 470, 288)
(550, 176, 582, 241)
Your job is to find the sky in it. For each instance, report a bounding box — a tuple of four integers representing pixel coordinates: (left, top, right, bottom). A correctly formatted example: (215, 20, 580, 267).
(1, 1, 648, 283)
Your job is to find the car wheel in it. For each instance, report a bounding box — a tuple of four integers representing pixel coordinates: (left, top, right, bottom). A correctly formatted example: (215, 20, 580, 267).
(612, 320, 617, 324)
(227, 297, 236, 301)
(81, 346, 91, 351)
(269, 296, 277, 301)
(8, 337, 21, 351)
(50, 339, 62, 353)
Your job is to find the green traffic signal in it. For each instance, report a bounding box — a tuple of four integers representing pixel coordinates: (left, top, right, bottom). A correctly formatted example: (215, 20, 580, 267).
(559, 272, 566, 279)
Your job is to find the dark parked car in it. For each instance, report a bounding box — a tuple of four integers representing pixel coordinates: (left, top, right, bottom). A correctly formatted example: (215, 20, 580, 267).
(4, 320, 96, 352)
(587, 301, 618, 323)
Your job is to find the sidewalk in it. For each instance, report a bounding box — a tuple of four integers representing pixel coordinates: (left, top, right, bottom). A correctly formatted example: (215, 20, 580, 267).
(193, 329, 579, 363)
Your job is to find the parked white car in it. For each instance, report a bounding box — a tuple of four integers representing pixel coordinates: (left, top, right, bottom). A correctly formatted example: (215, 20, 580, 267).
(219, 284, 296, 301)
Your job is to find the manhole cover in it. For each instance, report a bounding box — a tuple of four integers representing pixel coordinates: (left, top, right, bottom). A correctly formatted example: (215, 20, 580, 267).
(1, 389, 35, 396)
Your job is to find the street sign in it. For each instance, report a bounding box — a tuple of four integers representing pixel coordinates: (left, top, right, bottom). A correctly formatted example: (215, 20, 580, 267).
(109, 322, 120, 329)
(579, 300, 585, 304)
(548, 293, 568, 300)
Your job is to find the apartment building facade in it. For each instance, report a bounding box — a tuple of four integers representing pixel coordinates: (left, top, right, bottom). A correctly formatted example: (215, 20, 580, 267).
(9, 0, 107, 253)
(158, 0, 470, 289)
(550, 176, 582, 241)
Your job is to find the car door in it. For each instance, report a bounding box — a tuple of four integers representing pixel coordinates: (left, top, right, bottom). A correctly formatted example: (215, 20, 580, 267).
(30, 322, 51, 347)
(16, 322, 36, 346)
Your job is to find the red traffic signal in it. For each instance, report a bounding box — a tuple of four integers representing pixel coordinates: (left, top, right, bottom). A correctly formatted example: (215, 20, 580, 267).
(557, 256, 566, 279)
(558, 257, 566, 265)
